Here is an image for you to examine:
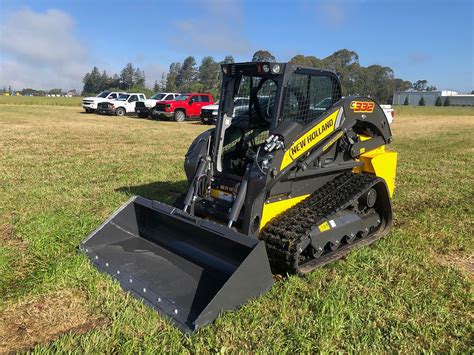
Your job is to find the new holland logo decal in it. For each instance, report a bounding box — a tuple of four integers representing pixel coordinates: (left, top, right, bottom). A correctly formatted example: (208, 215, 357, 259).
(280, 109, 339, 170)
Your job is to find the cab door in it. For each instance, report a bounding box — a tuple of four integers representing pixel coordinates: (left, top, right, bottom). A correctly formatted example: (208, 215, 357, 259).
(189, 95, 210, 116)
(187, 95, 200, 116)
(127, 95, 139, 112)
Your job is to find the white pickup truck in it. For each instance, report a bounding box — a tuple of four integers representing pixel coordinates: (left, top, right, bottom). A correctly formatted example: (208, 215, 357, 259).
(135, 92, 180, 118)
(380, 104, 395, 124)
(82, 91, 125, 113)
(97, 93, 146, 116)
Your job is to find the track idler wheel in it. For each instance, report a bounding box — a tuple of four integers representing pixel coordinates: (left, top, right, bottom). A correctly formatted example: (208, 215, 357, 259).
(310, 246, 324, 258)
(329, 239, 340, 251)
(359, 188, 377, 210)
(344, 232, 356, 244)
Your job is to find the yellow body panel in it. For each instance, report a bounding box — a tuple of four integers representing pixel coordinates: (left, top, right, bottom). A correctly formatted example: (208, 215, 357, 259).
(280, 109, 339, 170)
(261, 194, 310, 229)
(318, 221, 331, 232)
(210, 189, 234, 202)
(353, 148, 398, 197)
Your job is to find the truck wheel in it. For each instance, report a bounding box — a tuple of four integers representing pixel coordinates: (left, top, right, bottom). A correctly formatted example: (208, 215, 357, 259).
(174, 110, 186, 122)
(115, 107, 126, 117)
(85, 108, 91, 113)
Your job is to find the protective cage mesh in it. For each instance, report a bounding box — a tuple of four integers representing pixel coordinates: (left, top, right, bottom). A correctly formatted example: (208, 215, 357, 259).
(280, 73, 340, 126)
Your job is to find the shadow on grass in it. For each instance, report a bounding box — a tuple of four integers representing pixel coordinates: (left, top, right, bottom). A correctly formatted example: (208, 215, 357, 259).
(116, 180, 188, 205)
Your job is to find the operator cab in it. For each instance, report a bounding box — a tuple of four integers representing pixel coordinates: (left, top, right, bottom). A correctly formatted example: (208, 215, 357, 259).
(215, 62, 342, 177)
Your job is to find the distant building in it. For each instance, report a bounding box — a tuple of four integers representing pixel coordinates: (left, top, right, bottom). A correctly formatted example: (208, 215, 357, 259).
(393, 90, 474, 106)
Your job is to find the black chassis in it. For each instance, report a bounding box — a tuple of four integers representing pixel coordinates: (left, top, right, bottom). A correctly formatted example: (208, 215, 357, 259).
(184, 62, 392, 238)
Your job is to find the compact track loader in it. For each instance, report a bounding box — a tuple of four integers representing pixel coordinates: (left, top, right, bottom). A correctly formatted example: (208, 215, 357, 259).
(82, 62, 397, 332)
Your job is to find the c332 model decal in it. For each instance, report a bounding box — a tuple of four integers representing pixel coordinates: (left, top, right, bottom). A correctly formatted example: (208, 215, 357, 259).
(350, 101, 375, 113)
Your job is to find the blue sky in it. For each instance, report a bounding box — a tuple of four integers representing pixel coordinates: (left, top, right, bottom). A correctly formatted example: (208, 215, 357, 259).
(1, 0, 473, 92)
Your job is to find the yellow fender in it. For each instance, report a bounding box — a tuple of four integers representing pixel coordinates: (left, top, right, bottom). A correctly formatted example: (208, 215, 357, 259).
(353, 146, 398, 197)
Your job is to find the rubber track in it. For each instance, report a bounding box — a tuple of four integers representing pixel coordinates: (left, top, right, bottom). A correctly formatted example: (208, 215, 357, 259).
(261, 172, 380, 274)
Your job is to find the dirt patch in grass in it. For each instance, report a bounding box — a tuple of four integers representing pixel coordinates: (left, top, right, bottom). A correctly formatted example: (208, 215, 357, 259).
(0, 224, 26, 250)
(391, 115, 474, 138)
(0, 289, 107, 353)
(435, 254, 474, 280)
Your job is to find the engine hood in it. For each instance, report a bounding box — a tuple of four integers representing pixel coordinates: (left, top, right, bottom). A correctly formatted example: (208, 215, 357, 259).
(83, 96, 113, 102)
(201, 104, 218, 111)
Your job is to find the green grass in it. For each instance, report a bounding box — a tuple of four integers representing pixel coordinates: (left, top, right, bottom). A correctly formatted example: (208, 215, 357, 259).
(0, 96, 83, 106)
(392, 104, 474, 116)
(0, 104, 472, 352)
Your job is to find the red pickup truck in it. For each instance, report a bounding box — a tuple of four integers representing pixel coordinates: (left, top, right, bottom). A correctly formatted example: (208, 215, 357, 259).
(151, 93, 214, 122)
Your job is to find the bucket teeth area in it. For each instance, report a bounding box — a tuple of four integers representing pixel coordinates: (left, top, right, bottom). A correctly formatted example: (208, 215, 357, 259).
(82, 196, 273, 333)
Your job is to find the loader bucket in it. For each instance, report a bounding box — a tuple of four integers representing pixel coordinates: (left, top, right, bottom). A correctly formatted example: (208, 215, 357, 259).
(81, 196, 273, 333)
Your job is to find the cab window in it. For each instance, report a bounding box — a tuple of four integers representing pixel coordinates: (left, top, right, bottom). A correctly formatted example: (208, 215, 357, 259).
(200, 95, 210, 102)
(129, 95, 138, 102)
(281, 73, 339, 125)
(109, 93, 117, 99)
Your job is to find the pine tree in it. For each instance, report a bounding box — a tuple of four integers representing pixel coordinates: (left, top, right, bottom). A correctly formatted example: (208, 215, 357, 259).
(403, 96, 409, 105)
(100, 70, 110, 91)
(133, 68, 145, 87)
(166, 62, 181, 92)
(159, 73, 167, 92)
(82, 66, 102, 94)
(120, 63, 135, 90)
(199, 56, 219, 92)
(418, 96, 425, 106)
(177, 56, 198, 92)
(153, 80, 159, 92)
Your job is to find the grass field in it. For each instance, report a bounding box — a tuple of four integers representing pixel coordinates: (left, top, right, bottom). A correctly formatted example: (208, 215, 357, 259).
(0, 103, 472, 352)
(0, 96, 83, 107)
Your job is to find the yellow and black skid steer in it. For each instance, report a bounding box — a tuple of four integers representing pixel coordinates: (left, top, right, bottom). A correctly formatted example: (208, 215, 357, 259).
(82, 62, 397, 332)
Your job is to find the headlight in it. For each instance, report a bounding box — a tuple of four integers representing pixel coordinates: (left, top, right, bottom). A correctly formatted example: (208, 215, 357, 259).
(271, 64, 281, 74)
(222, 66, 228, 74)
(262, 64, 270, 73)
(212, 110, 218, 115)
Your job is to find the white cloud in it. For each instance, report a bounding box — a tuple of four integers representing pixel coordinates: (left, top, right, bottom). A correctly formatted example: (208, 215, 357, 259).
(316, 1, 347, 28)
(0, 9, 89, 90)
(408, 51, 432, 64)
(143, 63, 166, 88)
(170, 0, 251, 56)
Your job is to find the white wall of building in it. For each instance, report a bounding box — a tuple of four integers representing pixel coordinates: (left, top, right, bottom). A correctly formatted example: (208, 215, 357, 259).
(393, 91, 474, 106)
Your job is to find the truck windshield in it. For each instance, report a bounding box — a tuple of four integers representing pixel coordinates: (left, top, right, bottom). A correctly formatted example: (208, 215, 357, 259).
(116, 94, 130, 101)
(97, 92, 110, 98)
(151, 93, 166, 100)
(175, 95, 189, 101)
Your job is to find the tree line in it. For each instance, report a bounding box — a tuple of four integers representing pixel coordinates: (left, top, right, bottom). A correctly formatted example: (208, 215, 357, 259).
(82, 63, 145, 96)
(79, 49, 449, 103)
